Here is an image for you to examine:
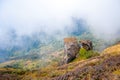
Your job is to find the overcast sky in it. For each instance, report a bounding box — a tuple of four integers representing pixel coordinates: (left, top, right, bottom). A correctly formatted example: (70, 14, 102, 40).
(0, 0, 120, 44)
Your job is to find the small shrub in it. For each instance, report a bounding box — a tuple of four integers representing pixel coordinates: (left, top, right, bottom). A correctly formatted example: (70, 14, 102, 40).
(79, 48, 99, 59)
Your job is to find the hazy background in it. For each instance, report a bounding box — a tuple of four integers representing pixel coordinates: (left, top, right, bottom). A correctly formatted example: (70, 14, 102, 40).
(0, 0, 120, 50)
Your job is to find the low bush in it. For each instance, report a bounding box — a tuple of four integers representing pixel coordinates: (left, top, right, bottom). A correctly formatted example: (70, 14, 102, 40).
(79, 48, 99, 59)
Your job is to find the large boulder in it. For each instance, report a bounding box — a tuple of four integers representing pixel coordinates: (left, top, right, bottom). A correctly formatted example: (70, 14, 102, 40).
(64, 37, 79, 63)
(63, 38, 93, 64)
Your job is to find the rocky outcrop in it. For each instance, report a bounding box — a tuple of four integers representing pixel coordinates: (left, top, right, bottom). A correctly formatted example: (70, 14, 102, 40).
(63, 38, 93, 64)
(79, 40, 93, 51)
(64, 37, 79, 64)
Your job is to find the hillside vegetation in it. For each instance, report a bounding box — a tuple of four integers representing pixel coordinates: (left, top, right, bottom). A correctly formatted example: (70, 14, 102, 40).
(0, 43, 120, 80)
(0, 32, 116, 70)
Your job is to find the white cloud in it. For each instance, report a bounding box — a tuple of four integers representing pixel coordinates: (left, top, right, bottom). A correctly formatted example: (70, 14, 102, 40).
(0, 0, 120, 38)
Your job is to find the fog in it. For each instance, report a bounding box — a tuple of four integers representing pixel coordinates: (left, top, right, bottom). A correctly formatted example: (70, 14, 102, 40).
(0, 0, 120, 48)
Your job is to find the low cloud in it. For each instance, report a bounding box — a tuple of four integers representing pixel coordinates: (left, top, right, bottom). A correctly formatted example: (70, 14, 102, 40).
(0, 0, 120, 48)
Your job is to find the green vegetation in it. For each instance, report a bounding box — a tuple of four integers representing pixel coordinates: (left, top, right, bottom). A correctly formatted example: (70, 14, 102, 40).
(0, 42, 120, 80)
(79, 48, 99, 59)
(0, 31, 120, 80)
(0, 32, 117, 70)
(73, 48, 99, 62)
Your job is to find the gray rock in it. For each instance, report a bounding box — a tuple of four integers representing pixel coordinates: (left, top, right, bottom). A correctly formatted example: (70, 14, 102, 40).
(62, 38, 93, 64)
(64, 37, 79, 63)
(79, 40, 93, 51)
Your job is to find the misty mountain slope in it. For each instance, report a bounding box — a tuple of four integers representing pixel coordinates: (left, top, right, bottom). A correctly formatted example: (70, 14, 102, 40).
(0, 31, 118, 71)
(0, 0, 120, 80)
(20, 43, 120, 80)
(0, 39, 120, 80)
(0, 17, 88, 62)
(0, 31, 114, 70)
(0, 0, 120, 68)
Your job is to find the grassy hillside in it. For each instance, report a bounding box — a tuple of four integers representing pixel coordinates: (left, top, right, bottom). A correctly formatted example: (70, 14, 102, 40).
(0, 32, 119, 71)
(0, 31, 120, 80)
(21, 43, 120, 80)
(0, 43, 120, 80)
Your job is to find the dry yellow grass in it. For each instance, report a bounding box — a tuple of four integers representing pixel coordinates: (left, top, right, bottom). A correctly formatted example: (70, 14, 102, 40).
(0, 60, 16, 67)
(64, 37, 77, 43)
(102, 44, 120, 56)
(113, 69, 120, 75)
(1, 43, 120, 80)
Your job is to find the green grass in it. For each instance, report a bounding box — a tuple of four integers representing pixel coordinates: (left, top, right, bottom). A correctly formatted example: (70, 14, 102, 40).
(79, 48, 99, 59)
(72, 48, 99, 62)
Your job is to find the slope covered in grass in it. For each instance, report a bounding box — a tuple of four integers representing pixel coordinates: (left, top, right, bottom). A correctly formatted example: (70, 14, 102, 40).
(19, 43, 120, 80)
(0, 35, 120, 80)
